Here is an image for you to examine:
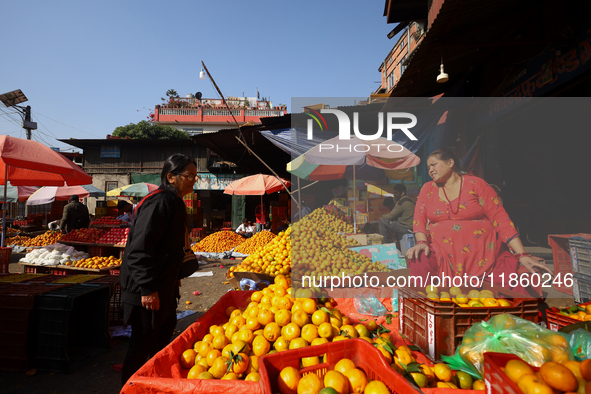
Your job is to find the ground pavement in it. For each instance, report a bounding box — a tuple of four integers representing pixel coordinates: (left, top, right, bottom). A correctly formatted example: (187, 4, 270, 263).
(0, 247, 574, 394)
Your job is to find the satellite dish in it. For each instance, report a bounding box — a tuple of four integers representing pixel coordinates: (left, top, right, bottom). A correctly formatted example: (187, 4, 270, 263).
(195, 92, 202, 100)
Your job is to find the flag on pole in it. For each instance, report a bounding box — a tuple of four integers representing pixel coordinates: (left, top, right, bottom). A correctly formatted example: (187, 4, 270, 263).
(256, 87, 260, 99)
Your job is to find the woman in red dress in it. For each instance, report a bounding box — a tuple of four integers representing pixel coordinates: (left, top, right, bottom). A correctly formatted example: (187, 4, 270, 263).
(406, 148, 550, 293)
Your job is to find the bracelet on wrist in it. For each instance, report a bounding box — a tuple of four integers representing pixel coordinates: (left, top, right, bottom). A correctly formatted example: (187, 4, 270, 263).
(514, 252, 531, 259)
(416, 240, 429, 246)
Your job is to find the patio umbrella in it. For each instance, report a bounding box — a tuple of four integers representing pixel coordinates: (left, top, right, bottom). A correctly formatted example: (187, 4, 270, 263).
(0, 135, 93, 246)
(27, 185, 106, 206)
(106, 182, 159, 198)
(0, 182, 38, 203)
(223, 174, 291, 196)
(287, 135, 420, 227)
(224, 174, 291, 225)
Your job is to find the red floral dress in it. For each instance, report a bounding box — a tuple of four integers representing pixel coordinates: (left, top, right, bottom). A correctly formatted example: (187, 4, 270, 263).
(413, 175, 519, 277)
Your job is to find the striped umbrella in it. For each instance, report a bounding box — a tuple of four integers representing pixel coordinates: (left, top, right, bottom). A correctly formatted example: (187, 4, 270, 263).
(106, 182, 159, 198)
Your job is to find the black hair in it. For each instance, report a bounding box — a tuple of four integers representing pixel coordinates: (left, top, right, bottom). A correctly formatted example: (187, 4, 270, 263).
(429, 147, 462, 173)
(70, 195, 79, 202)
(160, 154, 197, 195)
(392, 184, 407, 194)
(383, 197, 396, 209)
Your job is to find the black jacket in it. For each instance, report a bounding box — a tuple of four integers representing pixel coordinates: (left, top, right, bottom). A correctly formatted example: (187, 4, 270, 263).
(120, 189, 187, 309)
(60, 201, 90, 232)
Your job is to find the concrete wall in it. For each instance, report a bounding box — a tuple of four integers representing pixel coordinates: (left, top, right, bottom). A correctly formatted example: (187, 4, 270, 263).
(86, 173, 130, 214)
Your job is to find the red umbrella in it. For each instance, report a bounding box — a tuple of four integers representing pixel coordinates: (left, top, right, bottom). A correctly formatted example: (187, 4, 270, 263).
(223, 174, 291, 195)
(0, 136, 93, 246)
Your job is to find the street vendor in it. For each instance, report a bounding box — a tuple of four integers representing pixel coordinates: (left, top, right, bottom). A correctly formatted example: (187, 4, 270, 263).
(406, 148, 551, 292)
(59, 195, 90, 233)
(119, 153, 197, 385)
(378, 184, 415, 243)
(116, 200, 134, 223)
(254, 204, 267, 232)
(236, 218, 255, 238)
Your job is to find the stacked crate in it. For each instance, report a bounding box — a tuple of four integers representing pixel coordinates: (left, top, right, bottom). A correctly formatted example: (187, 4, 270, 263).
(184, 193, 202, 228)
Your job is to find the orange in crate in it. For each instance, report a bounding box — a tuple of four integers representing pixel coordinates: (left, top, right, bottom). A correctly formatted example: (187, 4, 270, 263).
(258, 338, 420, 394)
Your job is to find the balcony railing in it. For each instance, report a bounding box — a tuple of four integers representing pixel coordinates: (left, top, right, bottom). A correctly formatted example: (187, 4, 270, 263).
(159, 108, 201, 116)
(245, 110, 285, 117)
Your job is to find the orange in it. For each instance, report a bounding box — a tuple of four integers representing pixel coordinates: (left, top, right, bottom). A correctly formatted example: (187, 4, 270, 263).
(550, 347, 570, 364)
(365, 320, 378, 332)
(245, 316, 261, 331)
(212, 334, 229, 350)
(275, 310, 292, 327)
(196, 358, 209, 369)
(410, 372, 428, 388)
(180, 349, 198, 369)
(196, 342, 213, 357)
(221, 372, 239, 380)
(344, 368, 368, 393)
(277, 296, 293, 310)
(563, 360, 583, 379)
(354, 324, 369, 338)
(247, 305, 260, 318)
(302, 298, 318, 314)
(472, 379, 485, 390)
(245, 371, 260, 381)
(231, 352, 250, 374)
(324, 370, 348, 394)
(210, 325, 224, 337)
(332, 335, 348, 342)
(289, 338, 309, 350)
(546, 333, 570, 349)
(298, 372, 324, 394)
(318, 322, 333, 339)
(252, 335, 271, 357)
(291, 301, 304, 314)
(363, 380, 389, 394)
(231, 315, 246, 328)
(197, 371, 214, 379)
(301, 356, 320, 368)
(516, 374, 553, 394)
(284, 322, 301, 341)
(312, 310, 329, 326)
(250, 355, 260, 372)
(330, 315, 343, 328)
(236, 329, 254, 345)
(264, 322, 282, 342)
(225, 306, 236, 317)
(331, 309, 343, 319)
(292, 311, 310, 328)
(275, 274, 289, 289)
(377, 346, 392, 363)
(341, 316, 351, 326)
(274, 336, 290, 352)
(251, 291, 263, 303)
(258, 309, 274, 326)
(340, 325, 359, 339)
(230, 309, 243, 319)
(311, 338, 329, 347)
(278, 366, 301, 394)
(208, 355, 229, 379)
(225, 324, 239, 340)
(433, 363, 452, 382)
(275, 286, 287, 297)
(394, 349, 412, 365)
(187, 364, 207, 379)
(505, 359, 534, 383)
(202, 334, 214, 344)
(193, 340, 202, 351)
(205, 349, 222, 367)
(334, 358, 356, 375)
(539, 361, 578, 392)
(581, 359, 591, 381)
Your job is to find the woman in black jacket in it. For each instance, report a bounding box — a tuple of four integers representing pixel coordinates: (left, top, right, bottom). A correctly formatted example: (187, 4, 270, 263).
(120, 154, 197, 385)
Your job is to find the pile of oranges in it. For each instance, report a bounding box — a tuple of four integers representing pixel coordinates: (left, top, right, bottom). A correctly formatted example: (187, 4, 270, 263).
(19, 231, 63, 247)
(422, 286, 512, 308)
(191, 231, 245, 253)
(66, 255, 122, 269)
(277, 358, 390, 394)
(234, 231, 276, 254)
(501, 357, 591, 394)
(4, 235, 31, 246)
(233, 227, 291, 277)
(555, 303, 591, 321)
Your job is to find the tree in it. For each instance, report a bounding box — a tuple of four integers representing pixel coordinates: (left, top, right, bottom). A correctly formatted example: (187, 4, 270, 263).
(112, 120, 191, 140)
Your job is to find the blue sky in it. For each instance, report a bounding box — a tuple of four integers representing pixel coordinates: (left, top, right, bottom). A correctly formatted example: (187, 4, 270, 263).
(0, 1, 397, 151)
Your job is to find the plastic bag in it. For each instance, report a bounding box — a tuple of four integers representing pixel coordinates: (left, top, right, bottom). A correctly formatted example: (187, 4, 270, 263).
(354, 294, 387, 316)
(567, 328, 591, 360)
(458, 314, 574, 373)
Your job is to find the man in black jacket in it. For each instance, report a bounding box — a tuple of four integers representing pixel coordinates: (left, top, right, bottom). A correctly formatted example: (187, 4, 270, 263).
(59, 195, 90, 233)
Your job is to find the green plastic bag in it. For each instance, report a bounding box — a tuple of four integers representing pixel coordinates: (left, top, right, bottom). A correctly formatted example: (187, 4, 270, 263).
(457, 314, 574, 374)
(567, 328, 591, 361)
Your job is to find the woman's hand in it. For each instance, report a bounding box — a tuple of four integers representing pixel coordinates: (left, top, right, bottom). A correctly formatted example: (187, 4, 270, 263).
(406, 243, 430, 260)
(519, 256, 553, 275)
(142, 291, 160, 311)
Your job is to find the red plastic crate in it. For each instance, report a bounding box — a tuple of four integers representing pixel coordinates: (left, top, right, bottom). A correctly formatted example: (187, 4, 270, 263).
(258, 339, 421, 394)
(399, 287, 541, 361)
(0, 247, 11, 273)
(51, 267, 74, 276)
(484, 352, 538, 394)
(109, 268, 120, 276)
(548, 234, 591, 295)
(546, 300, 591, 331)
(25, 266, 53, 274)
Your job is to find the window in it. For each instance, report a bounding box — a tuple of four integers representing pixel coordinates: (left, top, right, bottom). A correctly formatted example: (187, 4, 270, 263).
(400, 37, 406, 49)
(401, 56, 407, 74)
(105, 181, 118, 199)
(388, 72, 394, 89)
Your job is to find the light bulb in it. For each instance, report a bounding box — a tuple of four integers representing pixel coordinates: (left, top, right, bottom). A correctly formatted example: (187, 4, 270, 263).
(199, 69, 206, 80)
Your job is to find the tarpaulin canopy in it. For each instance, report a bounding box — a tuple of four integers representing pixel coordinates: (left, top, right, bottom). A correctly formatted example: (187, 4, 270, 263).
(27, 185, 105, 206)
(0, 182, 38, 203)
